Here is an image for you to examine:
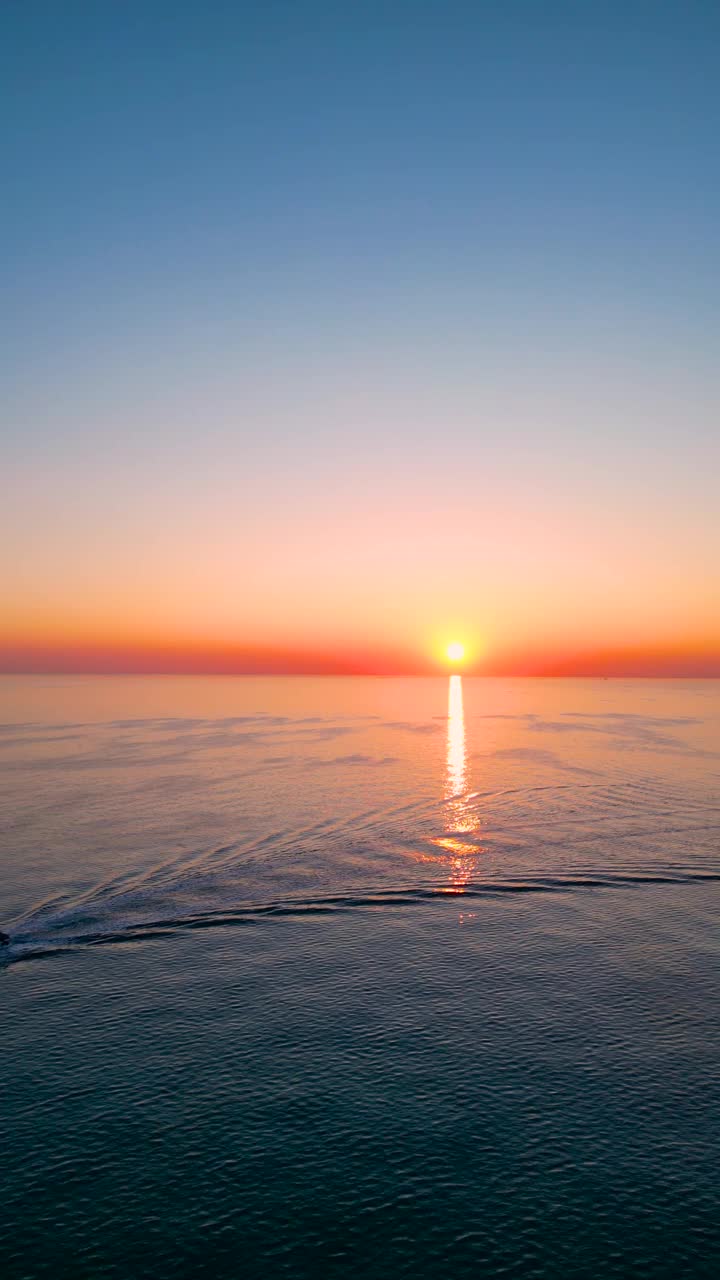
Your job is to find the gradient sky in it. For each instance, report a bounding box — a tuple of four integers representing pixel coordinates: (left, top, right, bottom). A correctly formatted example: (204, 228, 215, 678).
(3, 1, 719, 674)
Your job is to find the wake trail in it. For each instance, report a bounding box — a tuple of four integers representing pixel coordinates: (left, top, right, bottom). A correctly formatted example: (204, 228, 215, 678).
(5, 870, 720, 967)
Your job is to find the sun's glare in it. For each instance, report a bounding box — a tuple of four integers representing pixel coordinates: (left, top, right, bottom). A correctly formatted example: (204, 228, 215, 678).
(446, 641, 465, 663)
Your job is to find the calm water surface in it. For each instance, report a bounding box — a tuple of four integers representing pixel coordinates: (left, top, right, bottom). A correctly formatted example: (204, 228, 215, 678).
(2, 677, 719, 1277)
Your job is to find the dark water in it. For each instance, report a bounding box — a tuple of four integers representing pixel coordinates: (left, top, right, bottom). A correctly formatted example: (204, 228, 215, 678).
(2, 677, 719, 1277)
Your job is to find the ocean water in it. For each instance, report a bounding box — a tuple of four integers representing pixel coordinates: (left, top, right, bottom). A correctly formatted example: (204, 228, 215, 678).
(1, 676, 719, 1278)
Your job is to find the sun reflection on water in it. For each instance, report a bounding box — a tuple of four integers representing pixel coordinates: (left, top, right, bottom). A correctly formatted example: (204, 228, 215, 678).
(447, 674, 467, 799)
(434, 674, 483, 891)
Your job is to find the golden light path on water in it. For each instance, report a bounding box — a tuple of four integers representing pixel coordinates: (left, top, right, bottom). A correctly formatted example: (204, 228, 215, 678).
(433, 674, 484, 892)
(447, 674, 467, 797)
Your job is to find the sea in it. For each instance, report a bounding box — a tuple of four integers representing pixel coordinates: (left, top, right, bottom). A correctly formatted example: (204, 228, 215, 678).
(1, 675, 719, 1278)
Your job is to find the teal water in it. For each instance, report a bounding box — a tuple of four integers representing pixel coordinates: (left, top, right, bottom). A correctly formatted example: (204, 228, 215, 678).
(2, 677, 719, 1277)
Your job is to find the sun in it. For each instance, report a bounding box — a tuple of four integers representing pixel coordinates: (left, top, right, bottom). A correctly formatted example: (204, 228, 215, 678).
(446, 641, 465, 663)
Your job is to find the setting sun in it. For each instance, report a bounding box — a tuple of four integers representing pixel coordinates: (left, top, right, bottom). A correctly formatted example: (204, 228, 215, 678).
(446, 642, 465, 663)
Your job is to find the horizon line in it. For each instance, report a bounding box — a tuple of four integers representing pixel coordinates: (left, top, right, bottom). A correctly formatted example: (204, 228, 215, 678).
(2, 668, 719, 680)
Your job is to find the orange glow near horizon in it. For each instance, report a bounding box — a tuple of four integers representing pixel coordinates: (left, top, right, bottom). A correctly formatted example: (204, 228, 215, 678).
(1, 527, 719, 676)
(1, 628, 720, 676)
(3, 432, 720, 676)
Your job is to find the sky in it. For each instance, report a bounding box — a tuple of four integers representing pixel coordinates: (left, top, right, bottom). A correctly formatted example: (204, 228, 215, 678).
(2, 0, 719, 675)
